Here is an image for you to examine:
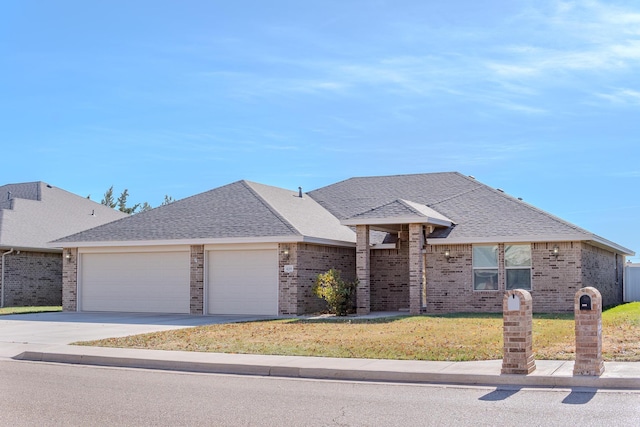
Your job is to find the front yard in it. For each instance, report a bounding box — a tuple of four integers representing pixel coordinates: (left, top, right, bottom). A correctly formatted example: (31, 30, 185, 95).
(77, 302, 640, 362)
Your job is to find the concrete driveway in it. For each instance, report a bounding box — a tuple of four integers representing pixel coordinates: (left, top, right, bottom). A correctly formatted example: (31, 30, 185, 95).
(0, 312, 271, 357)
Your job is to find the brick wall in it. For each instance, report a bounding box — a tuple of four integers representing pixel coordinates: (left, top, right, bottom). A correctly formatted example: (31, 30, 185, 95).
(581, 242, 623, 308)
(425, 244, 504, 313)
(531, 242, 581, 312)
(424, 242, 587, 314)
(62, 248, 78, 311)
(2, 250, 62, 307)
(370, 244, 410, 311)
(190, 245, 204, 314)
(279, 243, 356, 315)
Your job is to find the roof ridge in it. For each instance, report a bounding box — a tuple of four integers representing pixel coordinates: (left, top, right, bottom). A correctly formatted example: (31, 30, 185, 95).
(241, 181, 301, 236)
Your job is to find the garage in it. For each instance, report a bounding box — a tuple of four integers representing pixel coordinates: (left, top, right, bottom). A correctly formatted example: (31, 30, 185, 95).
(79, 249, 190, 313)
(207, 248, 279, 315)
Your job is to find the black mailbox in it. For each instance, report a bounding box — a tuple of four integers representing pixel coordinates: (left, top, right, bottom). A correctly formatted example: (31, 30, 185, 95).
(579, 295, 592, 311)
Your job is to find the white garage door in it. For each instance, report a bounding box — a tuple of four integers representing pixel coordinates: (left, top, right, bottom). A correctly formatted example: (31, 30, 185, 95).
(80, 251, 190, 313)
(208, 249, 278, 315)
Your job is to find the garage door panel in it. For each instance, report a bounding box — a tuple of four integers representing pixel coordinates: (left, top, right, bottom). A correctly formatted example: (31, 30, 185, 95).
(81, 252, 190, 313)
(207, 249, 278, 315)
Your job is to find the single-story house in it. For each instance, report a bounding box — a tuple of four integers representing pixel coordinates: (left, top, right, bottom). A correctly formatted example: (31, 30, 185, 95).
(0, 182, 127, 307)
(52, 173, 635, 315)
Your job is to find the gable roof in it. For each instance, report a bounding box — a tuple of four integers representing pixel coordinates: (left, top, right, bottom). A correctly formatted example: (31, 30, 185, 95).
(53, 180, 356, 247)
(308, 172, 634, 255)
(341, 199, 453, 227)
(0, 182, 127, 251)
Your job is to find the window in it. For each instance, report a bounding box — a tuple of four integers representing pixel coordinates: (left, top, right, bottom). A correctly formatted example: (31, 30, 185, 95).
(473, 245, 498, 290)
(505, 244, 531, 290)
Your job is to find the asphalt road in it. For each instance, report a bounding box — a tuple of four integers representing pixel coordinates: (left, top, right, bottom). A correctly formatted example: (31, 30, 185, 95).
(1, 360, 639, 426)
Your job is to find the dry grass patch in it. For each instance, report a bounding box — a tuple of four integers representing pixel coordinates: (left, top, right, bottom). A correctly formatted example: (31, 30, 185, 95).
(77, 302, 640, 362)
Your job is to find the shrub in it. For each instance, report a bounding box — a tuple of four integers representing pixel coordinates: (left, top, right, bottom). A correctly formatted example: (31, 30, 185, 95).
(313, 269, 357, 316)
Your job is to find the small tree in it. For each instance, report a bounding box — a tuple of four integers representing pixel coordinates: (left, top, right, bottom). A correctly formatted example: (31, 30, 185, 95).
(312, 269, 357, 316)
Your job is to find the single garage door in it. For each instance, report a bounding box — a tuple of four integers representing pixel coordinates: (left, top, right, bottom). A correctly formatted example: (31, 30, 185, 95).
(80, 251, 190, 313)
(208, 249, 278, 315)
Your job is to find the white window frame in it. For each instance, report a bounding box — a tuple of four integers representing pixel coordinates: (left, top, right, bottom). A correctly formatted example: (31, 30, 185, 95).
(505, 244, 532, 290)
(473, 245, 499, 291)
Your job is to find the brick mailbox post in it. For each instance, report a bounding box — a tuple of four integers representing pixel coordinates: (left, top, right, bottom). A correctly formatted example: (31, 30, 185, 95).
(502, 289, 536, 375)
(573, 287, 605, 376)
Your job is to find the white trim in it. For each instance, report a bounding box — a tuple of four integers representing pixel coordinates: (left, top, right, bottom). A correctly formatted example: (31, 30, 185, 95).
(341, 216, 452, 227)
(371, 243, 397, 250)
(78, 245, 190, 254)
(427, 234, 634, 255)
(205, 243, 278, 251)
(52, 235, 355, 249)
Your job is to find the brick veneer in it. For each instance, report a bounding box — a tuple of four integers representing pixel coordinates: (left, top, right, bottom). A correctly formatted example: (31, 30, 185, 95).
(1, 250, 62, 307)
(62, 248, 78, 311)
(370, 246, 409, 311)
(501, 289, 536, 374)
(581, 242, 623, 308)
(190, 245, 204, 314)
(424, 241, 623, 314)
(356, 225, 371, 315)
(279, 242, 356, 315)
(574, 287, 605, 376)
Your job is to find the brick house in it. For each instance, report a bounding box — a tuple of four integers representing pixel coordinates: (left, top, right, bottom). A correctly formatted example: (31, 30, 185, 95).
(0, 182, 127, 307)
(53, 173, 634, 315)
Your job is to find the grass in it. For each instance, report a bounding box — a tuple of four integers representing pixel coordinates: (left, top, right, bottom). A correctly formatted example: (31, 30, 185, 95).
(0, 306, 62, 315)
(77, 302, 640, 362)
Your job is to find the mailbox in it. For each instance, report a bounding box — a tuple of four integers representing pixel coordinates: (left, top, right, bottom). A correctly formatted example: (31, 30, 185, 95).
(579, 294, 592, 311)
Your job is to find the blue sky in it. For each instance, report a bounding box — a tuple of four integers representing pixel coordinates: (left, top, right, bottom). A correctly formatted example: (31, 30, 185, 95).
(2, 1, 639, 260)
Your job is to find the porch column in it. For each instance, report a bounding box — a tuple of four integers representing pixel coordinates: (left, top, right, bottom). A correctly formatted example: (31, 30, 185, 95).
(409, 223, 424, 315)
(356, 224, 370, 315)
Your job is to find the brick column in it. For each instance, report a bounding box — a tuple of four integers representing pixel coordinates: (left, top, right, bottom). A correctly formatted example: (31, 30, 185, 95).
(278, 243, 298, 315)
(408, 223, 424, 315)
(502, 289, 536, 374)
(62, 248, 78, 312)
(574, 287, 605, 376)
(356, 225, 370, 315)
(190, 245, 204, 315)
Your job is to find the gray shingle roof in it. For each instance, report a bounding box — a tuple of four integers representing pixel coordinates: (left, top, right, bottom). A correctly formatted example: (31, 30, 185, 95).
(308, 172, 634, 254)
(0, 182, 127, 250)
(343, 199, 453, 226)
(54, 180, 356, 244)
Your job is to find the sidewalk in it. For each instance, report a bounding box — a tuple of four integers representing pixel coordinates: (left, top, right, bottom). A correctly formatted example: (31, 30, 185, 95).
(10, 343, 640, 390)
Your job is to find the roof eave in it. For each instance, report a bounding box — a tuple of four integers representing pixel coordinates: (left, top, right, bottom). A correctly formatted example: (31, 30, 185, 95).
(48, 235, 356, 249)
(341, 217, 452, 227)
(427, 234, 635, 256)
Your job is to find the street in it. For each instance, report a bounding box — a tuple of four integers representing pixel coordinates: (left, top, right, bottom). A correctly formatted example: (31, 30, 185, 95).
(1, 360, 638, 426)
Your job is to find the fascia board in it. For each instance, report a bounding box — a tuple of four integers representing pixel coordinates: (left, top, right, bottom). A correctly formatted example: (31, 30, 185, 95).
(48, 235, 356, 249)
(428, 233, 635, 255)
(341, 216, 452, 227)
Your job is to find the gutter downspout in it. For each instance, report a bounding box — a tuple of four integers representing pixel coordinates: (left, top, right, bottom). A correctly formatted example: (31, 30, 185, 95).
(1, 248, 14, 308)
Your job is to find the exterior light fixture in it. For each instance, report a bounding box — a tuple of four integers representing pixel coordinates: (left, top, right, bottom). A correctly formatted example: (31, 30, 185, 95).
(552, 246, 559, 257)
(444, 249, 451, 259)
(65, 250, 72, 260)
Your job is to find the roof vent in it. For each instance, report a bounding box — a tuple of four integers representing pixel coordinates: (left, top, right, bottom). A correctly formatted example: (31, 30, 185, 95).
(497, 188, 504, 193)
(91, 209, 95, 216)
(518, 197, 523, 201)
(7, 191, 11, 200)
(298, 187, 303, 198)
(468, 175, 475, 179)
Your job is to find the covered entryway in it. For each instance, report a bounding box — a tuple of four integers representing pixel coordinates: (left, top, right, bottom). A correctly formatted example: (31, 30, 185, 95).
(79, 249, 190, 313)
(207, 247, 278, 315)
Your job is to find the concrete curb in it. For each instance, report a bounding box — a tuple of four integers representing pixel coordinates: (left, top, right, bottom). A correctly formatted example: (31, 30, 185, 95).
(12, 347, 640, 390)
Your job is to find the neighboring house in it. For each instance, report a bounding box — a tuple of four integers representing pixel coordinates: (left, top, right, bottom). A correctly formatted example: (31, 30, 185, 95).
(0, 182, 127, 307)
(52, 173, 635, 315)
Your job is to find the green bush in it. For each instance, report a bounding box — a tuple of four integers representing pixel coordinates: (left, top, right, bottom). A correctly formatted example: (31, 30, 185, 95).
(313, 269, 357, 316)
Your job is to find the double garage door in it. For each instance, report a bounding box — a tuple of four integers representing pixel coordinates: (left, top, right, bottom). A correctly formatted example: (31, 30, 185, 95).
(79, 247, 278, 315)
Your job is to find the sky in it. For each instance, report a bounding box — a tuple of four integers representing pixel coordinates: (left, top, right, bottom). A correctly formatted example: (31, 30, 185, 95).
(2, 0, 639, 260)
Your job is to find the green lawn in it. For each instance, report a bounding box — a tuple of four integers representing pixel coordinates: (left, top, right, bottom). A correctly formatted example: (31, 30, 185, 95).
(0, 306, 62, 315)
(77, 302, 640, 362)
